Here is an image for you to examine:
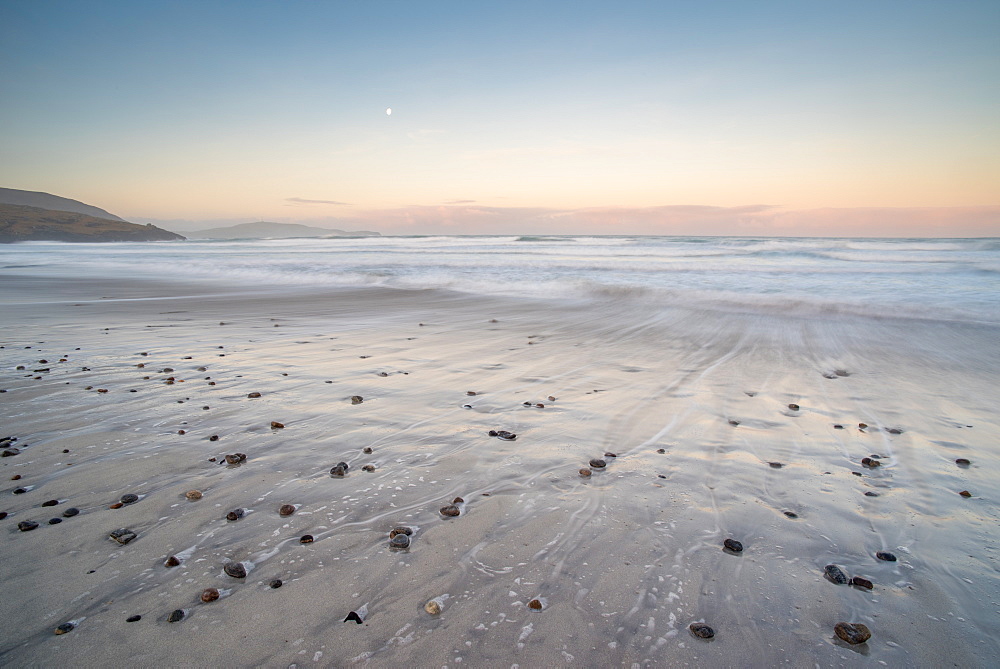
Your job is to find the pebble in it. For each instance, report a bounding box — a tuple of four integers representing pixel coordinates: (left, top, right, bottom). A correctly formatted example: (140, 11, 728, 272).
(361, 464, 375, 472)
(768, 462, 784, 468)
(875, 551, 897, 562)
(959, 490, 972, 497)
(41, 499, 60, 507)
(494, 430, 516, 441)
(689, 623, 715, 639)
(728, 419, 740, 426)
(783, 511, 798, 519)
(0, 512, 6, 520)
(344, 610, 364, 624)
(247, 392, 261, 398)
(201, 588, 220, 603)
(579, 468, 592, 477)
(330, 463, 348, 477)
(834, 622, 871, 645)
(723, 538, 743, 553)
(389, 527, 412, 538)
(126, 615, 142, 622)
(858, 423, 868, 429)
(167, 609, 185, 623)
(886, 428, 903, 435)
(864, 491, 880, 497)
(209, 435, 220, 442)
(165, 556, 181, 567)
(424, 599, 442, 615)
(10, 474, 20, 480)
(604, 452, 617, 458)
(185, 490, 203, 500)
(350, 396, 363, 404)
(440, 505, 460, 517)
(589, 458, 606, 468)
(54, 622, 75, 635)
(861, 457, 880, 468)
(224, 453, 247, 464)
(824, 564, 849, 584)
(224, 562, 247, 579)
(270, 421, 285, 429)
(955, 458, 971, 466)
(656, 448, 665, 454)
(833, 424, 844, 429)
(48, 518, 62, 525)
(851, 576, 874, 590)
(389, 534, 410, 549)
(120, 493, 139, 504)
(453, 496, 464, 504)
(788, 403, 800, 410)
(270, 579, 283, 588)
(1, 449, 19, 457)
(300, 534, 314, 544)
(528, 599, 543, 610)
(363, 447, 373, 454)
(18, 520, 39, 532)
(226, 508, 245, 521)
(109, 502, 124, 509)
(467, 391, 477, 396)
(279, 504, 296, 517)
(109, 528, 137, 544)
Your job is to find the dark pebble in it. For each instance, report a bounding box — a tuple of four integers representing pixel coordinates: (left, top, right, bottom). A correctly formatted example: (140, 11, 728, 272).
(363, 447, 373, 454)
(834, 369, 850, 377)
(270, 421, 285, 429)
(126, 615, 142, 622)
(788, 404, 800, 411)
(279, 504, 296, 516)
(955, 458, 971, 466)
(10, 474, 20, 480)
(861, 457, 880, 468)
(389, 527, 413, 538)
(120, 493, 139, 504)
(886, 428, 903, 435)
(834, 622, 871, 644)
(389, 534, 410, 549)
(959, 490, 972, 497)
(728, 419, 740, 426)
(226, 508, 245, 521)
(783, 511, 798, 519)
(344, 610, 364, 624)
(109, 528, 137, 544)
(247, 392, 261, 398)
(270, 579, 283, 588)
(723, 538, 743, 553)
(201, 588, 220, 603)
(210, 435, 220, 442)
(488, 430, 497, 437)
(527, 599, 543, 610)
(41, 499, 60, 507)
(300, 534, 314, 544)
(167, 609, 185, 623)
(1, 449, 20, 457)
(165, 556, 181, 567)
(589, 459, 606, 468)
(851, 576, 874, 590)
(0, 512, 6, 520)
(768, 462, 784, 468)
(522, 401, 531, 406)
(495, 430, 516, 441)
(48, 517, 62, 525)
(224, 453, 242, 464)
(18, 520, 39, 531)
(689, 623, 715, 639)
(350, 396, 363, 404)
(224, 562, 247, 578)
(604, 452, 617, 458)
(833, 424, 844, 429)
(440, 505, 460, 517)
(13, 487, 27, 494)
(579, 468, 592, 477)
(864, 491, 880, 497)
(54, 622, 75, 635)
(453, 496, 464, 504)
(824, 564, 849, 584)
(330, 464, 347, 477)
(361, 464, 375, 472)
(858, 423, 868, 429)
(875, 551, 897, 562)
(656, 448, 665, 454)
(851, 472, 862, 477)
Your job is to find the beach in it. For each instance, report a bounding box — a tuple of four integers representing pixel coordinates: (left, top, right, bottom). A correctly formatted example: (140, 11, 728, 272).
(2, 257, 999, 667)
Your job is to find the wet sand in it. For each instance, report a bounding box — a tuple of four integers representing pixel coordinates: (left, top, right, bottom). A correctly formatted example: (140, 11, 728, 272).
(1, 275, 999, 667)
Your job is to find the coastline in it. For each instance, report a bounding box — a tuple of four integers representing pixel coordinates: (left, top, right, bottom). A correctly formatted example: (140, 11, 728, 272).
(2, 275, 998, 666)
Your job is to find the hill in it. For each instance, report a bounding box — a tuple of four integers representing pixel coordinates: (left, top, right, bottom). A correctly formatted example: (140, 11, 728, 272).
(0, 203, 185, 243)
(189, 221, 380, 239)
(0, 187, 127, 222)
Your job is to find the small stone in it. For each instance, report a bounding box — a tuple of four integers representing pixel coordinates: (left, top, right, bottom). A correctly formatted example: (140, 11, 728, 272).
(54, 622, 75, 635)
(62, 507, 80, 517)
(361, 464, 375, 472)
(579, 468, 592, 477)
(955, 458, 971, 466)
(452, 496, 464, 504)
(202, 406, 210, 411)
(363, 447, 373, 454)
(389, 534, 410, 549)
(224, 453, 242, 464)
(270, 421, 285, 429)
(41, 499, 59, 507)
(723, 538, 743, 553)
(247, 392, 261, 398)
(535, 403, 545, 408)
(833, 424, 844, 429)
(875, 551, 897, 562)
(656, 448, 665, 454)
(120, 493, 139, 504)
(126, 615, 142, 622)
(185, 490, 203, 500)
(350, 396, 363, 405)
(783, 511, 798, 519)
(48, 517, 62, 525)
(330, 464, 347, 477)
(689, 623, 715, 639)
(528, 599, 543, 610)
(589, 459, 606, 468)
(851, 576, 874, 590)
(424, 599, 442, 615)
(270, 579, 283, 588)
(824, 564, 849, 584)
(279, 504, 296, 517)
(487, 430, 498, 437)
(768, 462, 784, 468)
(495, 430, 516, 441)
(13, 487, 27, 494)
(109, 528, 137, 544)
(201, 588, 220, 603)
(788, 403, 800, 410)
(300, 534, 314, 544)
(344, 610, 365, 624)
(728, 419, 740, 426)
(834, 622, 871, 645)
(224, 562, 247, 578)
(10, 474, 20, 480)
(226, 508, 245, 521)
(18, 520, 39, 532)
(834, 369, 850, 377)
(1, 449, 19, 457)
(178, 430, 186, 435)
(209, 435, 220, 442)
(167, 609, 185, 623)
(886, 428, 903, 435)
(165, 556, 181, 567)
(861, 457, 880, 468)
(467, 391, 477, 396)
(858, 423, 868, 429)
(440, 505, 460, 517)
(864, 491, 879, 497)
(389, 527, 413, 538)
(959, 490, 972, 497)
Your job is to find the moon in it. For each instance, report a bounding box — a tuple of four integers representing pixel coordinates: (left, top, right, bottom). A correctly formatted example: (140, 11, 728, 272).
(386, 107, 392, 116)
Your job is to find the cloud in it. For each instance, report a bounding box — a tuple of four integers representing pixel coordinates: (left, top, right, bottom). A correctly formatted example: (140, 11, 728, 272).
(285, 197, 352, 206)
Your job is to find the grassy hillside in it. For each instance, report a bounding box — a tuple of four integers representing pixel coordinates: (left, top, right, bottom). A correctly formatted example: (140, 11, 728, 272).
(0, 203, 185, 243)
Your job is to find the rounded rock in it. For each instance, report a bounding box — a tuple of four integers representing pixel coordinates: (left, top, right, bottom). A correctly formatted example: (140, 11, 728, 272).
(389, 527, 413, 538)
(299, 534, 314, 544)
(363, 447, 373, 454)
(824, 564, 849, 584)
(270, 421, 285, 429)
(126, 615, 142, 622)
(330, 465, 347, 477)
(200, 588, 220, 603)
(18, 520, 39, 532)
(959, 490, 972, 498)
(389, 534, 410, 550)
(270, 579, 283, 588)
(278, 504, 296, 517)
(851, 576, 874, 590)
(224, 562, 247, 579)
(788, 403, 800, 411)
(48, 517, 62, 525)
(167, 609, 185, 623)
(875, 551, 897, 562)
(224, 454, 242, 465)
(955, 458, 971, 466)
(723, 538, 743, 553)
(350, 396, 364, 405)
(440, 505, 460, 517)
(589, 458, 607, 468)
(41, 499, 59, 507)
(54, 622, 75, 635)
(424, 599, 442, 615)
(120, 493, 139, 504)
(226, 508, 245, 521)
(689, 623, 715, 639)
(165, 556, 181, 567)
(361, 464, 375, 472)
(834, 622, 871, 645)
(185, 490, 203, 500)
(528, 599, 543, 610)
(579, 468, 592, 477)
(452, 496, 464, 504)
(109, 528, 137, 544)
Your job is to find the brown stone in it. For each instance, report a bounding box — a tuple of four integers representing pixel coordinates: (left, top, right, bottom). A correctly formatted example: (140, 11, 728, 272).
(834, 622, 871, 644)
(279, 504, 296, 516)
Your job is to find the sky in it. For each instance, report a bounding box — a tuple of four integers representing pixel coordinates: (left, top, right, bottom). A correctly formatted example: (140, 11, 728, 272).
(1, 0, 998, 236)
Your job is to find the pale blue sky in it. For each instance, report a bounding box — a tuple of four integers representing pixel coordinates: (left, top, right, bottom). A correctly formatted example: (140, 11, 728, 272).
(1, 0, 998, 234)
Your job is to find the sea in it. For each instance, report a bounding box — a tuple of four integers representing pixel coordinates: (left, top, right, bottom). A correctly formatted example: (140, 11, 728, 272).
(3, 236, 999, 325)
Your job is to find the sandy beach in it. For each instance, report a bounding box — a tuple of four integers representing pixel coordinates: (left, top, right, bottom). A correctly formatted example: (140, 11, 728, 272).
(2, 274, 999, 667)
